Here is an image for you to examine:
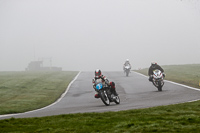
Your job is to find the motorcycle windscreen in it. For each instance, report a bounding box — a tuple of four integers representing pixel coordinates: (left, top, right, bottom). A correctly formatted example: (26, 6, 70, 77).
(153, 69, 160, 74)
(95, 78, 102, 84)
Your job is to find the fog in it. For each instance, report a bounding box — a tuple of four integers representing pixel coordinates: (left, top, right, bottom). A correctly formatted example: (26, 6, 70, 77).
(1, 0, 200, 71)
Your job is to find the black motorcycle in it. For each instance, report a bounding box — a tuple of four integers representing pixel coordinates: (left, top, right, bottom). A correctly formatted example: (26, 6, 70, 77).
(95, 80, 120, 106)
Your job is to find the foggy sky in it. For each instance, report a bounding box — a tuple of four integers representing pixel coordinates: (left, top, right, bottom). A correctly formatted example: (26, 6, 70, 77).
(1, 0, 200, 71)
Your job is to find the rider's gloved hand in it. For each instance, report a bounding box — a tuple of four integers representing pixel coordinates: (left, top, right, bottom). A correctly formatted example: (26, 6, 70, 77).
(149, 75, 153, 81)
(162, 73, 165, 78)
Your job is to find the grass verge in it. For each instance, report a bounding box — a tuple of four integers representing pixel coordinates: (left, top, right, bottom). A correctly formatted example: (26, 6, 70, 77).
(0, 101, 200, 132)
(135, 64, 200, 89)
(0, 71, 78, 115)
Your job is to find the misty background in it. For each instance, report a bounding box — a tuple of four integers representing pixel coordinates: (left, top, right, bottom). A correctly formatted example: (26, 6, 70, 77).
(1, 0, 200, 71)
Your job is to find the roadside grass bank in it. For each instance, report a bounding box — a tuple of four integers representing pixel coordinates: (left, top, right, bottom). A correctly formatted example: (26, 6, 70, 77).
(0, 101, 200, 132)
(135, 64, 200, 89)
(0, 71, 78, 115)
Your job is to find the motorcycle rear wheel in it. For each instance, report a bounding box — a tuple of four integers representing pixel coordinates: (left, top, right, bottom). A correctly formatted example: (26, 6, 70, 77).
(114, 96, 120, 104)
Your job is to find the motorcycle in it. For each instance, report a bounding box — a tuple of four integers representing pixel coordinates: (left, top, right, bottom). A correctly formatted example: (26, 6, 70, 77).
(95, 79, 120, 106)
(152, 69, 164, 91)
(124, 65, 131, 77)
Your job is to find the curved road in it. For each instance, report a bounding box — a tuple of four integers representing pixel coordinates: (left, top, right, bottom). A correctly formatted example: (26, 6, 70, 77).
(1, 71, 200, 120)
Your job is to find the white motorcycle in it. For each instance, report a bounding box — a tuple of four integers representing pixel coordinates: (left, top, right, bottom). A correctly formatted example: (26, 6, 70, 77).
(152, 69, 164, 91)
(124, 65, 131, 77)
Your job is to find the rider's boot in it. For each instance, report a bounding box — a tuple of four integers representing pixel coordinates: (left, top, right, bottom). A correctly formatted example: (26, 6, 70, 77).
(109, 81, 118, 96)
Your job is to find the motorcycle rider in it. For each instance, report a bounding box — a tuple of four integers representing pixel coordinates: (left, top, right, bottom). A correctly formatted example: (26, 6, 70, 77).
(148, 62, 165, 82)
(123, 59, 131, 72)
(92, 69, 118, 98)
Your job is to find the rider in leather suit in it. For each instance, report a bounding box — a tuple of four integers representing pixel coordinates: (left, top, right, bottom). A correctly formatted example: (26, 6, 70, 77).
(148, 62, 165, 81)
(92, 69, 118, 98)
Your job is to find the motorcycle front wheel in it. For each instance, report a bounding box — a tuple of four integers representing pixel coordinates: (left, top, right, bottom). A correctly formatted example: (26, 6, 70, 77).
(126, 70, 130, 77)
(158, 81, 162, 91)
(100, 90, 110, 106)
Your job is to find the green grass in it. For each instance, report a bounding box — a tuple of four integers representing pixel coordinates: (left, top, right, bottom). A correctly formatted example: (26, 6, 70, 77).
(135, 64, 200, 89)
(0, 64, 200, 132)
(1, 101, 200, 132)
(0, 71, 78, 115)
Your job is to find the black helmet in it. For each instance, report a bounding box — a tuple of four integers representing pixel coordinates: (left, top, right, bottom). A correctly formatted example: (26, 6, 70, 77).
(151, 62, 157, 68)
(95, 69, 101, 78)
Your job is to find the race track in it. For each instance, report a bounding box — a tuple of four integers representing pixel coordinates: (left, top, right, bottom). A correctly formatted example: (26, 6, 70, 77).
(1, 71, 200, 120)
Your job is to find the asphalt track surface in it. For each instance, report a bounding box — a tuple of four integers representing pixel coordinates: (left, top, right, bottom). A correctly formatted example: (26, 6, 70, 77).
(1, 71, 200, 120)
